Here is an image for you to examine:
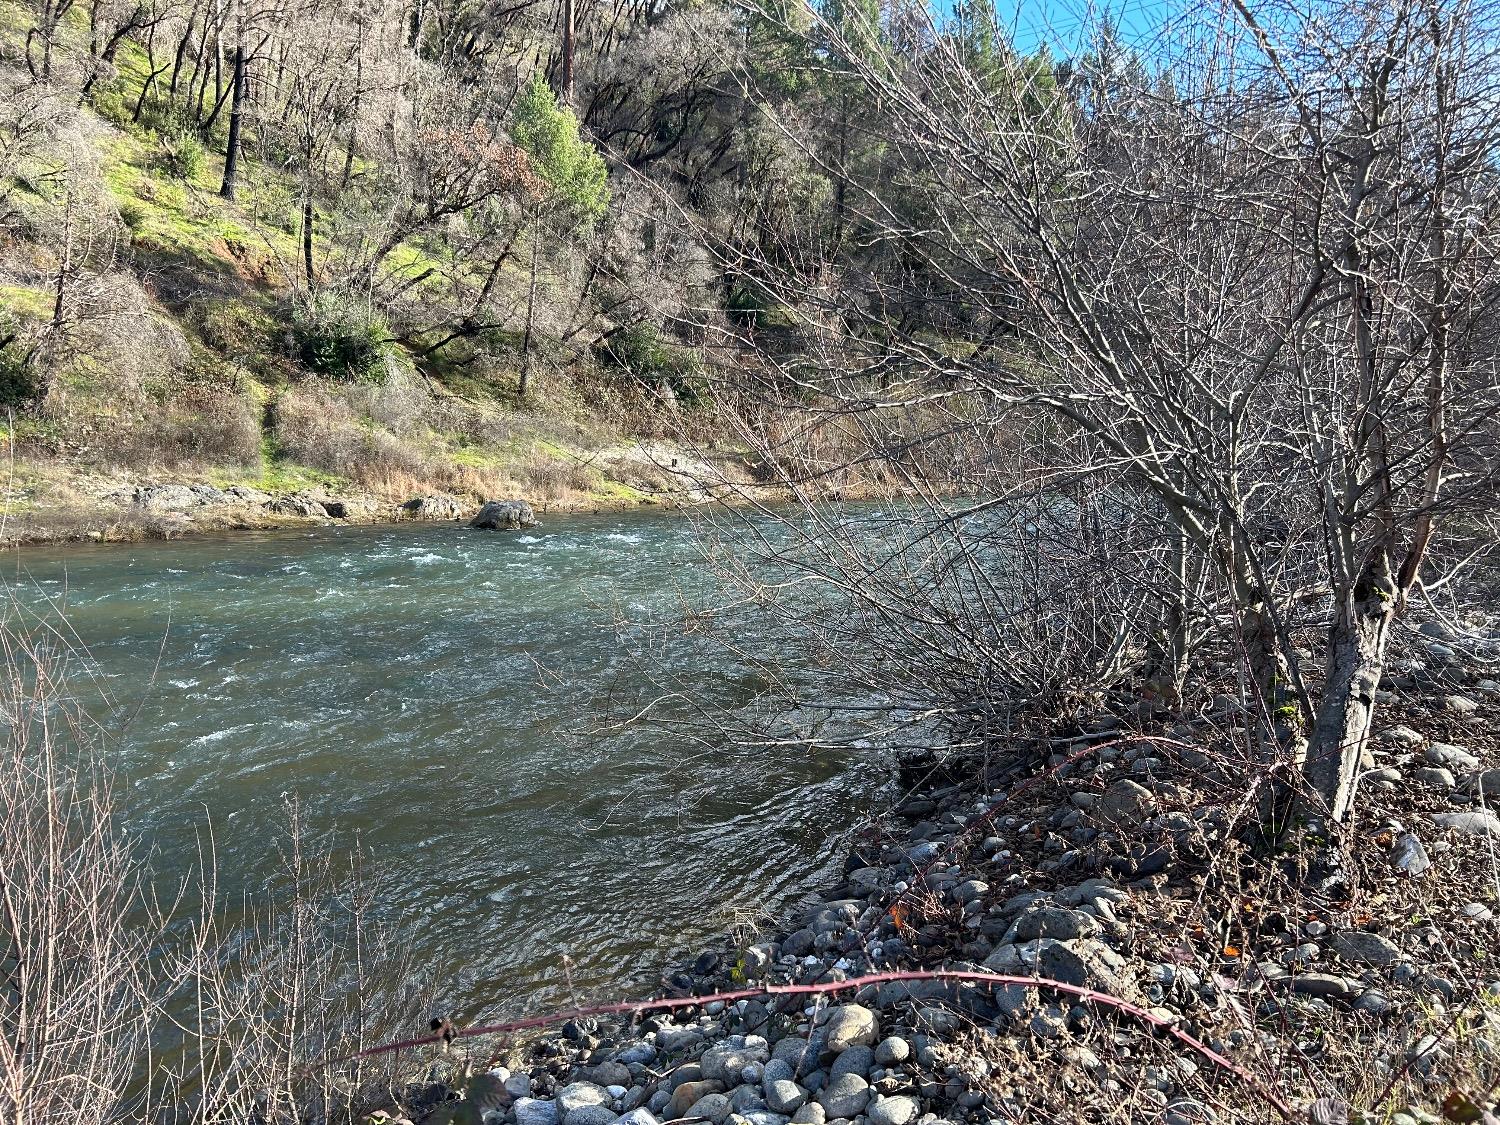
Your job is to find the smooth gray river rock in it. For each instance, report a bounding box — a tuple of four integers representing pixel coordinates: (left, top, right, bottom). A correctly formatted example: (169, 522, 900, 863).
(470, 499, 537, 530)
(818, 1074, 870, 1118)
(765, 1081, 807, 1114)
(517, 1099, 562, 1125)
(820, 1005, 880, 1051)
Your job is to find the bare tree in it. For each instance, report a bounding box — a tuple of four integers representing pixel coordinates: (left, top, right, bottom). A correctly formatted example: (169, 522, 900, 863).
(705, 0, 1500, 831)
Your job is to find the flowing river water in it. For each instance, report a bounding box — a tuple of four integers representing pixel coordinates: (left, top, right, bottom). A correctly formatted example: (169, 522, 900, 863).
(5, 510, 886, 1019)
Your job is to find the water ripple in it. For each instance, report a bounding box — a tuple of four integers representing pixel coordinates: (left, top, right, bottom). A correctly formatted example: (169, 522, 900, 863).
(8, 513, 886, 1017)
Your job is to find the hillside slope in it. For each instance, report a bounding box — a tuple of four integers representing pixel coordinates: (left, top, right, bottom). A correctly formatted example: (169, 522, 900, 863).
(0, 0, 745, 543)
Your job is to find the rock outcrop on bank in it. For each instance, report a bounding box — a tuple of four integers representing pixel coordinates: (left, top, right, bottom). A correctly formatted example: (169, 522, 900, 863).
(402, 495, 469, 521)
(396, 619, 1500, 1125)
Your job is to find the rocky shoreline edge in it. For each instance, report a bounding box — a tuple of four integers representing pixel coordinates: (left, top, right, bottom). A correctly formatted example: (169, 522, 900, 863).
(0, 441, 776, 547)
(0, 481, 681, 548)
(384, 620, 1500, 1125)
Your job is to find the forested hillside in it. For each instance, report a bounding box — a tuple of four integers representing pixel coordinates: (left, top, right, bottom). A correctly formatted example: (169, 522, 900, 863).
(0, 0, 1050, 537)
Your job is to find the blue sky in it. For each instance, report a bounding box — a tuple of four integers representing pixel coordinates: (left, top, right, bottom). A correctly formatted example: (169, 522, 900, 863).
(987, 0, 1179, 57)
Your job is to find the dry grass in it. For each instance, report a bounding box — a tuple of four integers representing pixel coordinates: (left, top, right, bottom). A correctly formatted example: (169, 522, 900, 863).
(516, 450, 599, 502)
(271, 372, 663, 507)
(90, 383, 263, 470)
(273, 382, 433, 486)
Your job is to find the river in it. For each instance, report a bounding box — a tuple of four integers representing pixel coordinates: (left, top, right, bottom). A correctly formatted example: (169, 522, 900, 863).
(2, 510, 886, 1020)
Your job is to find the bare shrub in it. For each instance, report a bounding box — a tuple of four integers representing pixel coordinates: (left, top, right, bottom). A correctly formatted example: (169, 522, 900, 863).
(0, 608, 436, 1123)
(31, 270, 193, 439)
(517, 450, 598, 501)
(578, 373, 719, 445)
(663, 469, 1158, 769)
(87, 383, 263, 470)
(0, 625, 156, 1124)
(157, 799, 429, 1124)
(425, 396, 517, 451)
(342, 366, 432, 438)
(0, 76, 68, 224)
(274, 382, 431, 485)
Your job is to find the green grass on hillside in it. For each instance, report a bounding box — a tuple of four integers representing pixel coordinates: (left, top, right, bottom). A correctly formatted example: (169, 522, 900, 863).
(0, 284, 51, 319)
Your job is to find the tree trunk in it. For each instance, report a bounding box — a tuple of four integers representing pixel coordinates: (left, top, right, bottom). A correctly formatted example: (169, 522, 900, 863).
(168, 9, 198, 97)
(475, 236, 518, 309)
(341, 10, 367, 190)
(832, 96, 849, 249)
(192, 23, 214, 121)
(301, 191, 315, 289)
(1240, 598, 1302, 741)
(132, 41, 170, 123)
(1303, 554, 1397, 822)
(53, 192, 74, 330)
(212, 0, 225, 111)
(560, 0, 575, 102)
(1144, 524, 1203, 709)
(41, 0, 66, 82)
(407, 0, 423, 49)
(520, 221, 540, 400)
(1229, 584, 1311, 837)
(219, 40, 246, 199)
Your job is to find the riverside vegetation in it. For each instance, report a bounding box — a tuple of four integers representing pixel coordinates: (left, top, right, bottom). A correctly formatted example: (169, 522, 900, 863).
(5, 0, 1500, 1120)
(0, 0, 794, 541)
(0, 0, 1072, 544)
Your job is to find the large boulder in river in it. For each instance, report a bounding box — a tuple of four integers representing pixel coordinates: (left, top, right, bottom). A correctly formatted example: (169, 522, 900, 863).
(470, 499, 537, 530)
(401, 494, 465, 520)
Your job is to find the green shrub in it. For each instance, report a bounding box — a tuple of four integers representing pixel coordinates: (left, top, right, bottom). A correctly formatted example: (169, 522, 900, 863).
(725, 283, 795, 332)
(291, 295, 390, 382)
(138, 98, 198, 139)
(512, 74, 610, 224)
(159, 128, 206, 181)
(0, 346, 42, 410)
(133, 98, 210, 180)
(117, 199, 147, 233)
(597, 322, 707, 406)
(725, 283, 763, 325)
(0, 312, 43, 410)
(249, 182, 299, 234)
(91, 85, 135, 132)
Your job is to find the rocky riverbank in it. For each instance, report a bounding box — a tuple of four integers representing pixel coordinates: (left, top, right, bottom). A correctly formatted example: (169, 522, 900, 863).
(0, 481, 528, 545)
(391, 614, 1500, 1125)
(0, 442, 764, 547)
